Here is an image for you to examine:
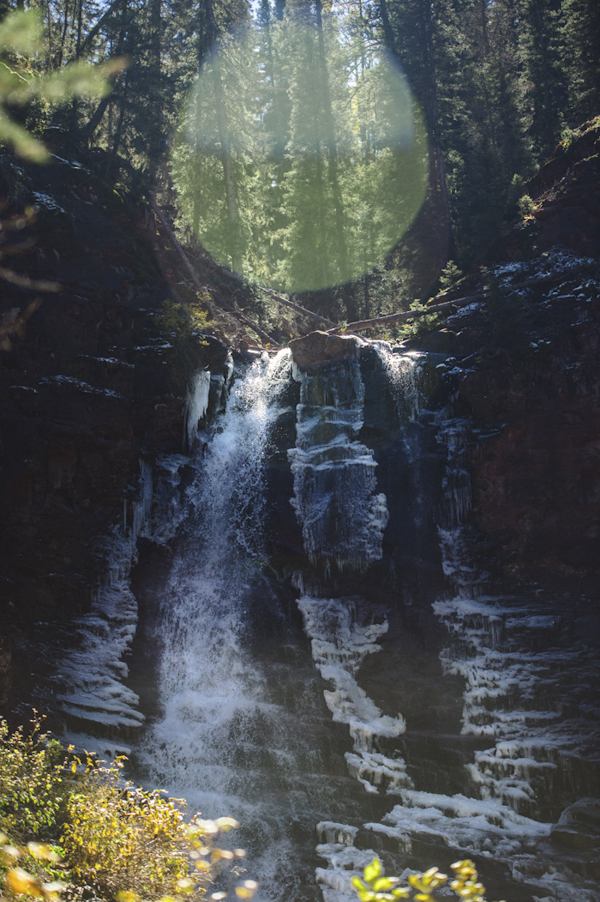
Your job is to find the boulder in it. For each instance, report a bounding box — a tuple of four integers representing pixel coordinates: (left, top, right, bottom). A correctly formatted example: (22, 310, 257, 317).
(551, 798, 600, 850)
(289, 331, 363, 373)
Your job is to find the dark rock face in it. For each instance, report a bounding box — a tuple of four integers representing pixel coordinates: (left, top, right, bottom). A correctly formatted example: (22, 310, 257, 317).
(0, 155, 218, 707)
(424, 121, 600, 592)
(0, 635, 10, 708)
(459, 343, 600, 586)
(528, 124, 600, 259)
(439, 255, 600, 591)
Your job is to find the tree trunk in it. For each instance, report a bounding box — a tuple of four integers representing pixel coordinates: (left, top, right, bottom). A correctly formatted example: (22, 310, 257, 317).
(204, 0, 243, 276)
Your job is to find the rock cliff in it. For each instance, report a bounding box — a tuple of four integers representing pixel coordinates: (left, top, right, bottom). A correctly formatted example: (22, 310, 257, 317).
(0, 153, 227, 708)
(435, 119, 600, 593)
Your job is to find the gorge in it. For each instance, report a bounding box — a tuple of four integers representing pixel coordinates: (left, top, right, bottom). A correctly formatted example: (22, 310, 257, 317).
(1, 125, 600, 902)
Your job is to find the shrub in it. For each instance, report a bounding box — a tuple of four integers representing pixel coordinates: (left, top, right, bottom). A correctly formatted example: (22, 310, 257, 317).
(397, 301, 442, 339)
(517, 194, 535, 218)
(63, 758, 194, 900)
(0, 715, 66, 839)
(439, 260, 463, 292)
(0, 716, 251, 902)
(61, 758, 246, 901)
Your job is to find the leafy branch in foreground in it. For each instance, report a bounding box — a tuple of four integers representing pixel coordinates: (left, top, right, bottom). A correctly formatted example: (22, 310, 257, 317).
(0, 833, 65, 901)
(0, 715, 66, 839)
(0, 715, 257, 902)
(352, 856, 505, 902)
(0, 9, 126, 162)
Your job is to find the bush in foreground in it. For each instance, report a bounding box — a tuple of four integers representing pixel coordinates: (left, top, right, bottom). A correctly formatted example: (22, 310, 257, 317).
(0, 716, 250, 902)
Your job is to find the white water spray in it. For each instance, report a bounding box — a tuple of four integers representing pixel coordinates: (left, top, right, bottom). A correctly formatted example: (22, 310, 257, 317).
(140, 352, 294, 806)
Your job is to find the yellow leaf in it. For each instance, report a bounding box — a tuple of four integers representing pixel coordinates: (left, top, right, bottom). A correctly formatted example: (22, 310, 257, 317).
(212, 849, 234, 861)
(27, 843, 60, 863)
(215, 817, 239, 832)
(364, 859, 382, 885)
(6, 867, 44, 897)
(373, 878, 396, 892)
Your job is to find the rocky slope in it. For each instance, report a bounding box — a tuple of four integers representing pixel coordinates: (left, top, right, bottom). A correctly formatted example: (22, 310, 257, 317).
(432, 118, 600, 595)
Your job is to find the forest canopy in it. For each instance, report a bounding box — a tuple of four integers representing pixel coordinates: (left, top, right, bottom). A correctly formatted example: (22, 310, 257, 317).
(172, 7, 428, 292)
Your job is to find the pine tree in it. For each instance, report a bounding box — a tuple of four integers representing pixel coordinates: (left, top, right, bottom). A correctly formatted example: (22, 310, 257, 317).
(561, 0, 600, 124)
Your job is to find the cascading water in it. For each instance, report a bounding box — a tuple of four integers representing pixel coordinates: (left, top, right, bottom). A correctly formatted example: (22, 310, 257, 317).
(44, 337, 600, 902)
(138, 351, 294, 807)
(134, 351, 372, 902)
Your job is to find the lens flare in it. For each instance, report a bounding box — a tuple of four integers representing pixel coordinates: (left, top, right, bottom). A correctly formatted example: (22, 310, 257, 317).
(172, 10, 428, 293)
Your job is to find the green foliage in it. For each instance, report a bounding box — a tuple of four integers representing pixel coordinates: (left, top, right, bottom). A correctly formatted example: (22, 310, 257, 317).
(396, 301, 442, 340)
(0, 715, 66, 839)
(517, 195, 535, 219)
(0, 9, 123, 162)
(352, 857, 504, 902)
(172, 6, 428, 295)
(439, 260, 463, 292)
(62, 756, 217, 900)
(159, 295, 212, 387)
(161, 294, 212, 341)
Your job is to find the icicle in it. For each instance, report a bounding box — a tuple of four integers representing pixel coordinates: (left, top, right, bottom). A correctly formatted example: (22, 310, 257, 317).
(51, 458, 155, 741)
(184, 370, 211, 451)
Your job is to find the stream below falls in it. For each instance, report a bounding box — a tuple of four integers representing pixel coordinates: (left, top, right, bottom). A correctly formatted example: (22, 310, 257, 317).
(27, 346, 600, 902)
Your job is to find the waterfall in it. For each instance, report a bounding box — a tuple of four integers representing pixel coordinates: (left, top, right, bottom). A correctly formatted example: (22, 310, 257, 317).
(141, 353, 290, 780)
(44, 338, 599, 902)
(136, 351, 351, 902)
(139, 352, 293, 795)
(372, 343, 424, 425)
